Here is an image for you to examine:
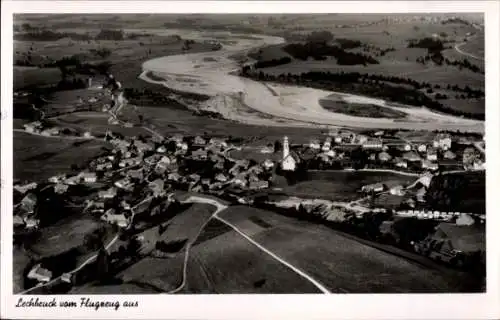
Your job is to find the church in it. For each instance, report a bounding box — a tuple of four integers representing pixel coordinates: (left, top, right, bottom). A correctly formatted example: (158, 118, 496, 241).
(281, 136, 299, 171)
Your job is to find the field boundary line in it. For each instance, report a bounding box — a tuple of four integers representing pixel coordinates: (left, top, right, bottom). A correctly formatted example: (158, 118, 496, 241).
(213, 214, 331, 294)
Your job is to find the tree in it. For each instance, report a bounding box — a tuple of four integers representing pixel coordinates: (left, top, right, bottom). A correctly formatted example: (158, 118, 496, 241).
(274, 140, 283, 153)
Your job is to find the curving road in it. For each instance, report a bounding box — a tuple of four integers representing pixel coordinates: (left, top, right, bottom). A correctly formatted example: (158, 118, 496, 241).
(139, 30, 484, 133)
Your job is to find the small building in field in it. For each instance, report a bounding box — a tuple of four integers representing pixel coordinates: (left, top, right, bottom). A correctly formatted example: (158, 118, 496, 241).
(418, 144, 428, 153)
(395, 158, 408, 168)
(28, 264, 52, 283)
(361, 183, 385, 193)
(378, 151, 392, 162)
(443, 150, 457, 160)
(390, 185, 406, 196)
(403, 151, 421, 162)
(101, 209, 129, 228)
(427, 148, 438, 161)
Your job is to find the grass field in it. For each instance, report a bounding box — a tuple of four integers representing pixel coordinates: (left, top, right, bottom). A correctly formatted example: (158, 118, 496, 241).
(13, 247, 32, 293)
(217, 206, 469, 293)
(281, 170, 416, 201)
(14, 66, 61, 90)
(14, 131, 109, 181)
(27, 213, 106, 258)
(319, 99, 407, 119)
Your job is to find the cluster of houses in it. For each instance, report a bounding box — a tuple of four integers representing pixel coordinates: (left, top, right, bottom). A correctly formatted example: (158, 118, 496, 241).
(23, 121, 92, 138)
(14, 131, 293, 232)
(304, 130, 485, 172)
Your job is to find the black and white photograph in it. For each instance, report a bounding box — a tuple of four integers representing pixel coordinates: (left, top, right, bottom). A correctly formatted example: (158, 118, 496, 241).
(1, 1, 499, 319)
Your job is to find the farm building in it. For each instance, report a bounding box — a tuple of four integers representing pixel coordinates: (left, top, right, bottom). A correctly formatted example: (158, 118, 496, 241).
(27, 264, 52, 283)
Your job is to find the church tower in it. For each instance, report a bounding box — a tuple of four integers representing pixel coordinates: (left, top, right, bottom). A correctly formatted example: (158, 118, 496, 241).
(281, 136, 296, 171)
(283, 136, 290, 160)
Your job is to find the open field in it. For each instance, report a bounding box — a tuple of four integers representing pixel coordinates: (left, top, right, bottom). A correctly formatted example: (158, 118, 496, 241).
(217, 206, 470, 292)
(13, 131, 109, 181)
(319, 99, 407, 119)
(14, 66, 61, 90)
(13, 247, 32, 294)
(69, 283, 161, 294)
(27, 213, 105, 258)
(280, 170, 416, 201)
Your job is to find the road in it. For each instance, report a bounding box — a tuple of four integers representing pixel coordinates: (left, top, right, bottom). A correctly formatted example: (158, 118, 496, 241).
(168, 195, 331, 294)
(454, 40, 484, 61)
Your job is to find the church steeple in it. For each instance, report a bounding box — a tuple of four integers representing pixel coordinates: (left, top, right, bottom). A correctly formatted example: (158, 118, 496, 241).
(283, 136, 289, 160)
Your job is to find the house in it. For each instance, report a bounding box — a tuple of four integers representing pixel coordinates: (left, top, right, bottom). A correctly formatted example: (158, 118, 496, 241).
(416, 187, 427, 202)
(114, 178, 133, 191)
(249, 180, 269, 190)
(361, 183, 385, 193)
(134, 140, 155, 153)
(167, 172, 181, 182)
(25, 217, 40, 229)
(321, 137, 332, 151)
(99, 187, 117, 199)
(378, 151, 392, 162)
(27, 264, 52, 283)
(433, 134, 452, 150)
(403, 144, 412, 151)
(232, 174, 247, 187)
(192, 149, 208, 160)
(324, 149, 336, 158)
(394, 157, 408, 168)
(362, 139, 383, 150)
(419, 173, 433, 188)
(61, 273, 73, 284)
(101, 209, 129, 228)
(48, 175, 65, 184)
(215, 173, 228, 183)
(390, 185, 406, 196)
(194, 136, 206, 146)
(421, 160, 439, 171)
(403, 151, 421, 162)
(417, 144, 428, 153)
(426, 148, 438, 161)
(356, 135, 368, 145)
(209, 138, 227, 148)
(14, 182, 38, 194)
(262, 159, 274, 170)
(128, 168, 144, 180)
(54, 183, 68, 194)
(156, 145, 167, 153)
(188, 173, 201, 183)
(149, 179, 165, 196)
(443, 150, 456, 160)
(20, 193, 37, 213)
(13, 215, 25, 227)
(309, 140, 321, 150)
(81, 172, 97, 183)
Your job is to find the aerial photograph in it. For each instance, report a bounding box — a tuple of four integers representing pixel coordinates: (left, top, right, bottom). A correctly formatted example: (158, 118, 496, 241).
(12, 13, 486, 294)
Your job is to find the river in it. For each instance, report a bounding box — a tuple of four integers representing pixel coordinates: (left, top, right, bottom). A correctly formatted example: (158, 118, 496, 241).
(138, 30, 484, 133)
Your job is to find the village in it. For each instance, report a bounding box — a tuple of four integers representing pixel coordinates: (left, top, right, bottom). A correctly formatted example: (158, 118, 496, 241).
(13, 120, 486, 291)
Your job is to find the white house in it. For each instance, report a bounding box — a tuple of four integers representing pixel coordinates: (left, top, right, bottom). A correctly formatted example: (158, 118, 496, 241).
(82, 172, 97, 183)
(417, 144, 428, 153)
(262, 159, 274, 170)
(395, 158, 408, 168)
(309, 140, 321, 150)
(99, 187, 117, 199)
(422, 160, 439, 171)
(321, 137, 332, 152)
(101, 209, 129, 228)
(427, 148, 438, 161)
(27, 264, 52, 283)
